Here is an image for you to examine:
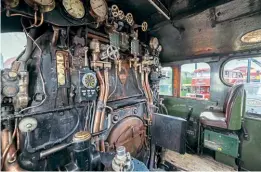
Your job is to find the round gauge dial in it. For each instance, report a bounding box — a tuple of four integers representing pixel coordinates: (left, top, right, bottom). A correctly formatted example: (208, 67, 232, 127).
(82, 73, 97, 89)
(62, 0, 85, 19)
(149, 37, 159, 50)
(2, 85, 18, 97)
(90, 0, 108, 19)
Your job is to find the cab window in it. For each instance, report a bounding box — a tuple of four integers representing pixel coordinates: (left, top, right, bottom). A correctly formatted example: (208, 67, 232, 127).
(223, 57, 261, 115)
(180, 63, 210, 100)
(223, 57, 261, 85)
(159, 67, 173, 96)
(0, 32, 26, 69)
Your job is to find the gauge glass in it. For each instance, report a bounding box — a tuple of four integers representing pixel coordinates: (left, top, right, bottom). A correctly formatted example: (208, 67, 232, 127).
(62, 0, 85, 19)
(33, 0, 54, 6)
(150, 37, 159, 50)
(82, 73, 97, 89)
(90, 0, 108, 18)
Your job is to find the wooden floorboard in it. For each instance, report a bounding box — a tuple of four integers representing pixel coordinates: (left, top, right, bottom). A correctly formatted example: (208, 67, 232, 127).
(163, 150, 236, 171)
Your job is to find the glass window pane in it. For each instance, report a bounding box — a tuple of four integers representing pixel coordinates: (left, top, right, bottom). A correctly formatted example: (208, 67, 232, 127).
(180, 63, 210, 100)
(223, 57, 261, 85)
(159, 67, 173, 96)
(0, 32, 26, 69)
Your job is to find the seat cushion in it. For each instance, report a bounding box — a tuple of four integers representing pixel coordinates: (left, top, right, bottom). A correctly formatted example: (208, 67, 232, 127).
(200, 111, 227, 129)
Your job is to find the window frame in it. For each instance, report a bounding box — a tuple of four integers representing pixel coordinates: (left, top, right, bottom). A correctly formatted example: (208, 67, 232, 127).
(220, 55, 261, 87)
(180, 62, 211, 100)
(159, 67, 173, 96)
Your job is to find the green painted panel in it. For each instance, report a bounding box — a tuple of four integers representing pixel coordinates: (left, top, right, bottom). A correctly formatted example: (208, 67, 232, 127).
(241, 116, 261, 171)
(163, 97, 216, 147)
(204, 130, 239, 158)
(215, 152, 237, 169)
(163, 97, 216, 118)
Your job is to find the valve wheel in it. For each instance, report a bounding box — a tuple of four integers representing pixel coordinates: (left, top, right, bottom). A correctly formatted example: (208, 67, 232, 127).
(107, 45, 119, 60)
(141, 21, 148, 32)
(111, 5, 119, 12)
(112, 11, 119, 17)
(125, 13, 133, 25)
(118, 10, 125, 20)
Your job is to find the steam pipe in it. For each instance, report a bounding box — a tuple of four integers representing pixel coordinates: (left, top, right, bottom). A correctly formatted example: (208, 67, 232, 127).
(100, 69, 109, 131)
(18, 28, 36, 62)
(141, 71, 149, 100)
(147, 0, 170, 20)
(1, 129, 24, 171)
(93, 71, 105, 133)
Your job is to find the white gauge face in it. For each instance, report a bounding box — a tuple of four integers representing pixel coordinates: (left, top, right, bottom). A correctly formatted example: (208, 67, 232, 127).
(82, 73, 97, 89)
(150, 37, 159, 50)
(90, 0, 108, 18)
(62, 0, 85, 19)
(33, 0, 54, 6)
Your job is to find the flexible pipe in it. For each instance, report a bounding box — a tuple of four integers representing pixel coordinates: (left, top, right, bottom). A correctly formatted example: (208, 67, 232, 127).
(18, 29, 36, 62)
(1, 129, 24, 171)
(100, 69, 109, 131)
(93, 71, 105, 133)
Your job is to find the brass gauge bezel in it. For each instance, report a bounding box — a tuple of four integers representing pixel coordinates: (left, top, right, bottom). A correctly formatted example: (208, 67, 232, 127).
(89, 0, 108, 22)
(24, 0, 55, 12)
(4, 0, 20, 8)
(149, 37, 159, 50)
(61, 0, 86, 19)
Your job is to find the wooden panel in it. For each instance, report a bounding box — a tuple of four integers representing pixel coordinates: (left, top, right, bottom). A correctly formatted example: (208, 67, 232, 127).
(163, 150, 235, 171)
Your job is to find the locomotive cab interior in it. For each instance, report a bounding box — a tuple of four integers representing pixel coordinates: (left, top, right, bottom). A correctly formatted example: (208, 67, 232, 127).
(1, 0, 261, 171)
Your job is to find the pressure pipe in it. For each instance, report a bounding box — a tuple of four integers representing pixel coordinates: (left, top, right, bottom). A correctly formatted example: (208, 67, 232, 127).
(1, 129, 24, 171)
(147, 0, 170, 20)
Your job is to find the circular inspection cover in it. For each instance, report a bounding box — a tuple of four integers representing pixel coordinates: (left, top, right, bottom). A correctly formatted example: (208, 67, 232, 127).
(19, 117, 38, 133)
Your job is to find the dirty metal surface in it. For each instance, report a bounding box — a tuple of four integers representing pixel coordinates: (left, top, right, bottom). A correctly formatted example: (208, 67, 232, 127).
(108, 60, 143, 101)
(106, 116, 145, 157)
(152, 0, 261, 63)
(151, 113, 187, 153)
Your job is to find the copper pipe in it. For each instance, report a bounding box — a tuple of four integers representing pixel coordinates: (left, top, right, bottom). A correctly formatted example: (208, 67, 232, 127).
(100, 69, 109, 131)
(145, 71, 153, 104)
(1, 129, 24, 171)
(100, 140, 105, 152)
(93, 70, 105, 133)
(34, 13, 44, 27)
(99, 69, 109, 152)
(145, 71, 154, 120)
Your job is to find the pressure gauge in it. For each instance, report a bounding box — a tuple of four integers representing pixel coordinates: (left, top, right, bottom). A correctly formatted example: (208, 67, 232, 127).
(2, 85, 18, 97)
(82, 73, 97, 89)
(90, 0, 108, 20)
(149, 37, 159, 50)
(24, 0, 55, 12)
(62, 0, 85, 19)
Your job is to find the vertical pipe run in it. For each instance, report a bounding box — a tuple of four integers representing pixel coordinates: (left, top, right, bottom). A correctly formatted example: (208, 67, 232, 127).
(93, 70, 105, 133)
(1, 129, 24, 171)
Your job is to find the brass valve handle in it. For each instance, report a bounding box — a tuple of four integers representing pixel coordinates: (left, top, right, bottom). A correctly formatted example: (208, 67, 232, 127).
(141, 21, 148, 32)
(125, 13, 133, 25)
(118, 10, 125, 20)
